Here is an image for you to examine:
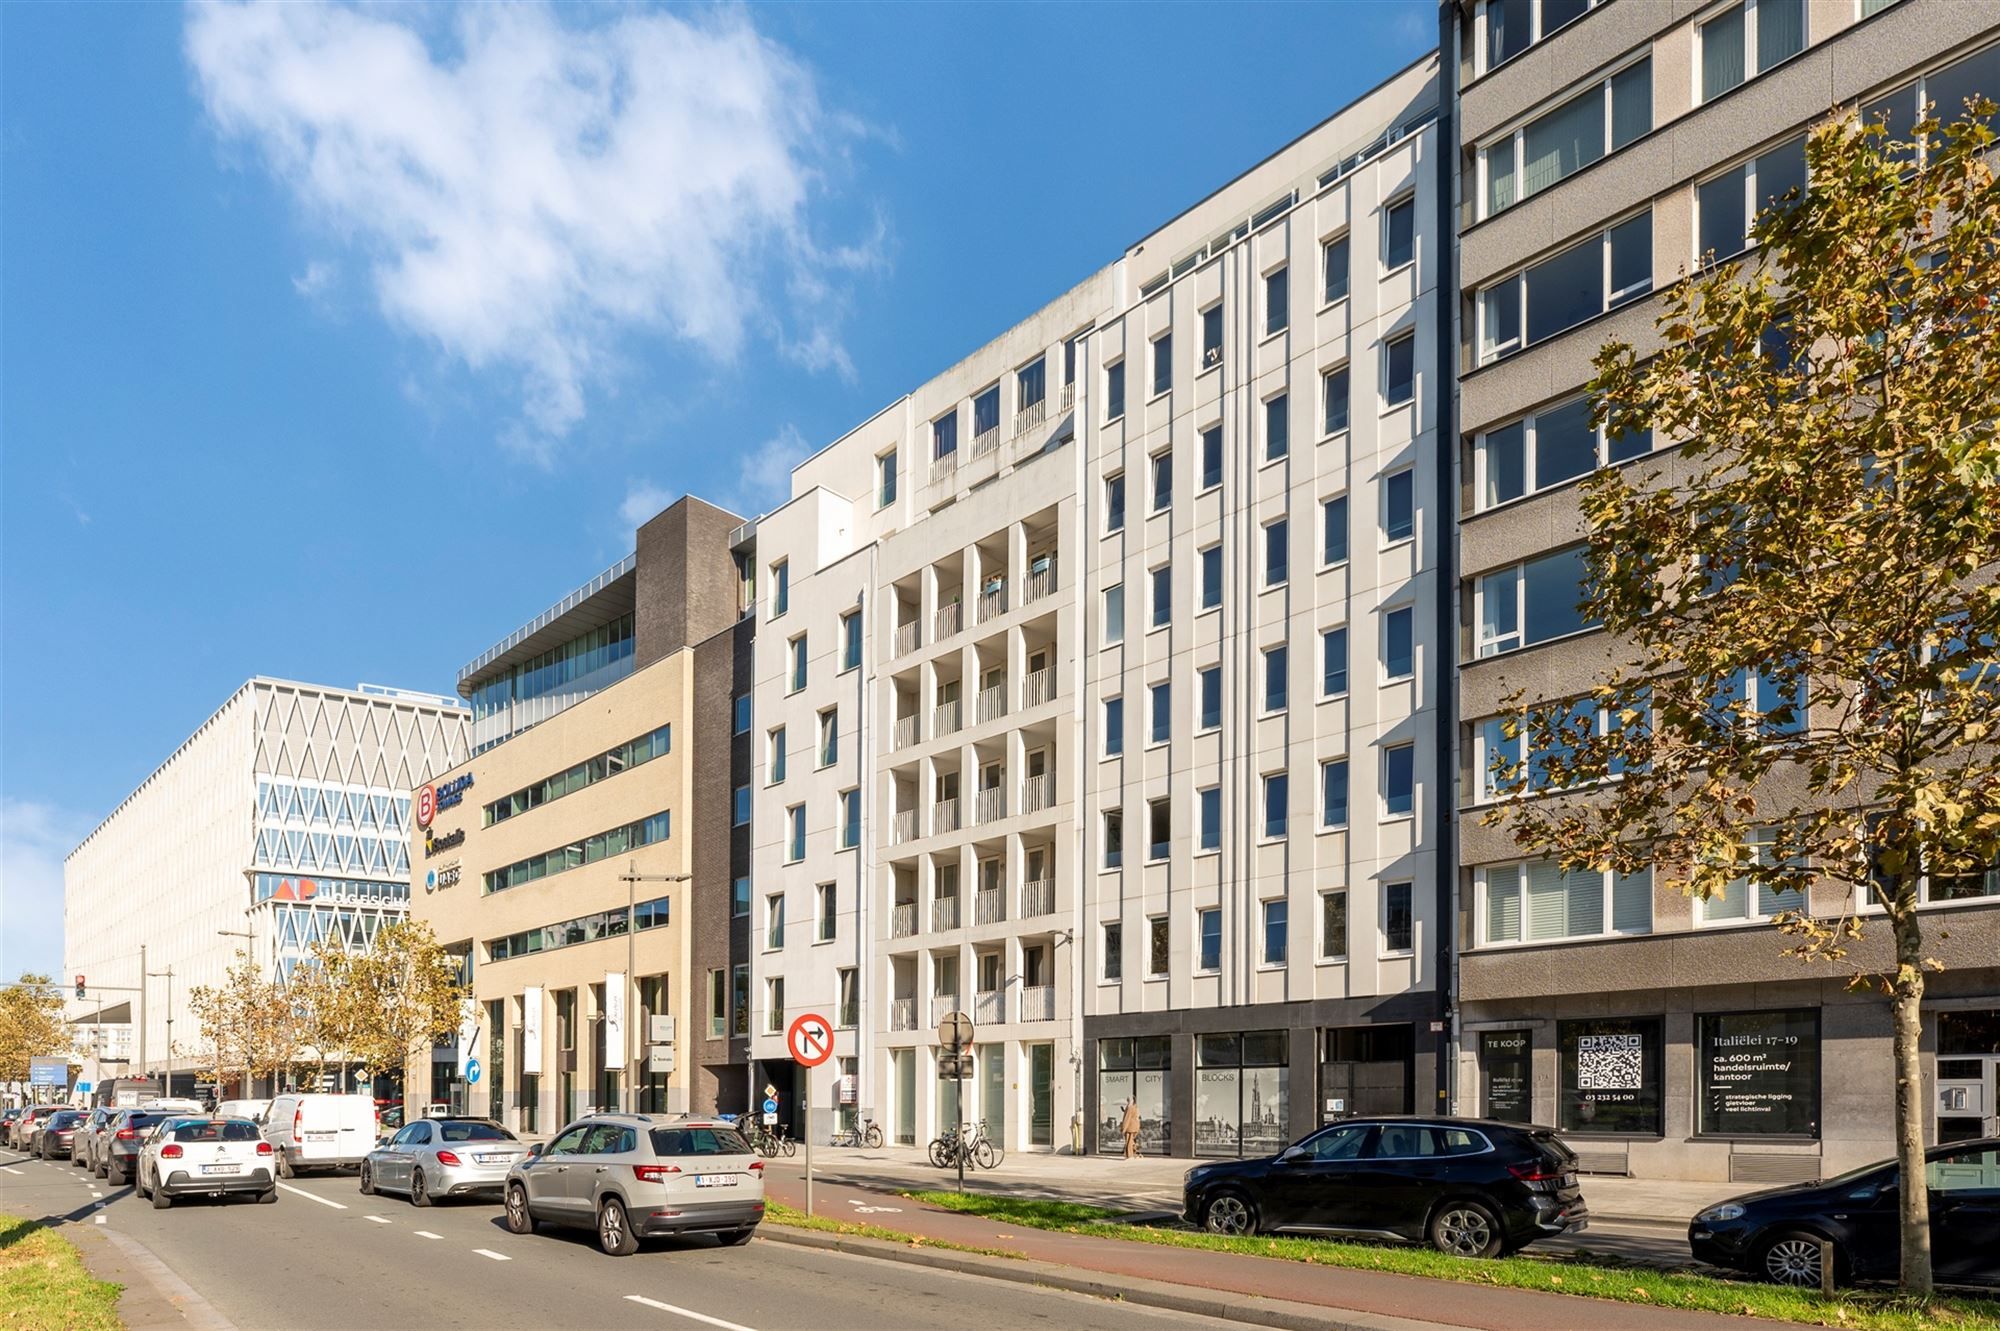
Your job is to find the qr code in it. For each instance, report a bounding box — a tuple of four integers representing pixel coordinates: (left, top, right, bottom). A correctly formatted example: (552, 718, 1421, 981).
(1576, 1034, 1643, 1090)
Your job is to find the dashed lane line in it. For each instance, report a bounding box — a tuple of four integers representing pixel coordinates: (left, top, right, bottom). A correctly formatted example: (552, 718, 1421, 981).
(624, 1295, 759, 1331)
(277, 1182, 348, 1209)
(1, 1168, 21, 1176)
(94, 1216, 106, 1225)
(471, 1249, 511, 1262)
(364, 1215, 392, 1224)
(413, 1231, 441, 1240)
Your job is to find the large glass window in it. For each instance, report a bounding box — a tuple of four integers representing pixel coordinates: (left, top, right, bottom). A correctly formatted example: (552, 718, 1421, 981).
(1481, 861, 1652, 944)
(1098, 1037, 1171, 1154)
(973, 384, 1000, 438)
(1477, 397, 1651, 510)
(1480, 213, 1652, 361)
(483, 812, 672, 895)
(1701, 0, 1806, 104)
(1696, 136, 1807, 263)
(1321, 758, 1350, 828)
(1384, 744, 1415, 817)
(1476, 545, 1599, 656)
(476, 726, 667, 826)
(1322, 234, 1350, 304)
(486, 894, 671, 961)
(1384, 334, 1415, 407)
(1194, 1032, 1289, 1158)
(1482, 60, 1651, 216)
(1322, 366, 1351, 435)
(1698, 1008, 1820, 1137)
(1559, 1016, 1664, 1135)
(1483, 0, 1594, 72)
(1263, 772, 1289, 838)
(468, 613, 637, 738)
(1384, 469, 1414, 542)
(1384, 197, 1415, 269)
(1197, 907, 1221, 970)
(1384, 607, 1414, 680)
(933, 410, 958, 459)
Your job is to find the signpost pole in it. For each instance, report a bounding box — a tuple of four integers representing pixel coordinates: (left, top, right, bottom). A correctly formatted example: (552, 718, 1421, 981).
(805, 1061, 814, 1218)
(955, 1053, 966, 1194)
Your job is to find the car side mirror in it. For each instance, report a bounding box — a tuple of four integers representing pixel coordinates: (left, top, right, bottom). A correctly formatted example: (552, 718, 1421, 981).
(1278, 1145, 1308, 1164)
(525, 1143, 542, 1158)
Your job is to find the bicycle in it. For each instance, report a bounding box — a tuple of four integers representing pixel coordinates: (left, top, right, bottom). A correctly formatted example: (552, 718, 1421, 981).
(926, 1123, 964, 1169)
(831, 1116, 884, 1149)
(743, 1120, 785, 1158)
(965, 1118, 1003, 1170)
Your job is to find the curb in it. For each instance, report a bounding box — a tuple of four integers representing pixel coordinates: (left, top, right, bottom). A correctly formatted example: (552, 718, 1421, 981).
(760, 1223, 1453, 1331)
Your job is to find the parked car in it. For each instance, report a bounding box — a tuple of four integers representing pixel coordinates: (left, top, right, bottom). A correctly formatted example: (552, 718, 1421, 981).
(1689, 1138, 2000, 1288)
(362, 1117, 528, 1206)
(72, 1108, 116, 1171)
(216, 1099, 270, 1125)
(99, 1111, 172, 1186)
(0, 1108, 22, 1145)
(1180, 1117, 1589, 1258)
(263, 1094, 378, 1175)
(135, 1117, 277, 1208)
(38, 1110, 83, 1160)
(140, 1098, 206, 1116)
(375, 1103, 406, 1142)
(503, 1114, 765, 1256)
(16, 1106, 62, 1153)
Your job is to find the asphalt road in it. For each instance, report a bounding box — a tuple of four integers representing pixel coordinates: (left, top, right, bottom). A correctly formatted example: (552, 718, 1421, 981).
(0, 1148, 1279, 1331)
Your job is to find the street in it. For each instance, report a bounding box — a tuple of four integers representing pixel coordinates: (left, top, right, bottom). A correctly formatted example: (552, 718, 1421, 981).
(0, 1149, 1280, 1331)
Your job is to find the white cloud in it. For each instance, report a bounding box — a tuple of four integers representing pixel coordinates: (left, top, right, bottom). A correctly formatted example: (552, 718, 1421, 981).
(291, 259, 334, 299)
(622, 422, 808, 535)
(619, 480, 674, 536)
(0, 798, 89, 981)
(186, 2, 870, 450)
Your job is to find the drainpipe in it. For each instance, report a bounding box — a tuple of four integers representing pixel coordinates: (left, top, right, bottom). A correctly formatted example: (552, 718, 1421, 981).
(1432, 4, 1463, 1117)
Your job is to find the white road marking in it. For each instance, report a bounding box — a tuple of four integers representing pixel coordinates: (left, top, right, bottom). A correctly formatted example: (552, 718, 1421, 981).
(1, 1168, 21, 1176)
(624, 1295, 759, 1331)
(277, 1182, 347, 1209)
(472, 1248, 511, 1262)
(413, 1230, 441, 1240)
(94, 1216, 107, 1225)
(364, 1215, 392, 1224)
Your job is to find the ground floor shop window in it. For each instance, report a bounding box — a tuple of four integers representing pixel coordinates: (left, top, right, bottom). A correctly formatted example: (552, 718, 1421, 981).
(1194, 1031, 1289, 1157)
(519, 1073, 539, 1133)
(1480, 1030, 1532, 1123)
(1319, 1024, 1413, 1119)
(980, 1044, 1005, 1141)
(894, 1049, 916, 1145)
(1098, 1037, 1170, 1153)
(1698, 1008, 1820, 1138)
(1028, 1043, 1054, 1147)
(486, 1000, 506, 1121)
(1559, 1016, 1663, 1135)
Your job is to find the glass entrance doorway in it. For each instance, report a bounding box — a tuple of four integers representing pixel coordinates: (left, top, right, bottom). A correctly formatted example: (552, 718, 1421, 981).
(1937, 1011, 2000, 1143)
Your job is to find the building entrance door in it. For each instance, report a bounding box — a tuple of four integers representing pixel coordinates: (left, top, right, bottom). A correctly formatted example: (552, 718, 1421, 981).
(1318, 1025, 1414, 1122)
(1938, 1010, 2000, 1142)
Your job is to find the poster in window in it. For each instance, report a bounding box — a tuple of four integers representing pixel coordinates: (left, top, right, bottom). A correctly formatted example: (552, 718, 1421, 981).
(1481, 1030, 1532, 1123)
(1698, 1009, 1820, 1138)
(1558, 1017, 1662, 1135)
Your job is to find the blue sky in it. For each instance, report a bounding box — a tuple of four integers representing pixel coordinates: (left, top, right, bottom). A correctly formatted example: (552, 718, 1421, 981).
(0, 0, 1435, 977)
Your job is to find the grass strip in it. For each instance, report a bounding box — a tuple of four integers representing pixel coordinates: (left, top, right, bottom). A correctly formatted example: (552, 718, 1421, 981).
(903, 1190, 2000, 1331)
(0, 1213, 123, 1331)
(763, 1202, 1025, 1260)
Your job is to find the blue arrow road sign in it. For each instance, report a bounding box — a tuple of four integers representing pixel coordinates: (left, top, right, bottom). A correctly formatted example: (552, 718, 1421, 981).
(465, 1058, 482, 1085)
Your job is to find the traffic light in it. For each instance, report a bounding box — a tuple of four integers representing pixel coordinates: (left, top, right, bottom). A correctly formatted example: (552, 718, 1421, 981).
(75, 975, 86, 1000)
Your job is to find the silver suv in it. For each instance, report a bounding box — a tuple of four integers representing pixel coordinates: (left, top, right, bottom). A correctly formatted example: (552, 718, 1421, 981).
(503, 1114, 765, 1256)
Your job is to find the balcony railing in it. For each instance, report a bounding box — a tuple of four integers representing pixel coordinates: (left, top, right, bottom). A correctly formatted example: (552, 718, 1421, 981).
(1022, 773, 1054, 814)
(1059, 382, 1075, 411)
(892, 715, 918, 751)
(932, 895, 960, 931)
(935, 447, 959, 475)
(978, 585, 1008, 623)
(970, 425, 1000, 458)
(891, 809, 917, 844)
(890, 997, 917, 1031)
(1012, 397, 1047, 436)
(1020, 877, 1054, 918)
(976, 684, 1007, 724)
(1021, 667, 1054, 709)
(934, 600, 962, 640)
(973, 989, 1005, 1024)
(934, 797, 961, 835)
(975, 787, 1007, 824)
(1023, 562, 1057, 604)
(974, 886, 1007, 925)
(894, 621, 920, 657)
(933, 698, 961, 736)
(931, 995, 962, 1027)
(1017, 985, 1055, 1023)
(891, 902, 917, 938)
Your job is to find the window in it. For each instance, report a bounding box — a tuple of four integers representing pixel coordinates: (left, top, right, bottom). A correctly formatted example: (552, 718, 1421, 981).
(1322, 626, 1349, 696)
(1384, 743, 1415, 817)
(878, 450, 897, 507)
(1200, 425, 1223, 490)
(766, 893, 786, 949)
(1321, 758, 1350, 828)
(482, 724, 674, 826)
(1263, 645, 1289, 713)
(1477, 396, 1652, 510)
(1151, 449, 1172, 511)
(837, 969, 858, 1028)
(479, 810, 674, 895)
(770, 560, 789, 617)
(1322, 366, 1350, 435)
(1483, 60, 1651, 217)
(1152, 333, 1173, 395)
(731, 964, 749, 1035)
(1263, 772, 1289, 838)
(1697, 1009, 1820, 1137)
(1199, 786, 1221, 851)
(818, 708, 838, 766)
(785, 804, 805, 863)
(1480, 212, 1652, 361)
(1264, 519, 1288, 587)
(1264, 393, 1289, 461)
(1384, 606, 1414, 680)
(1197, 908, 1222, 971)
(1149, 916, 1170, 976)
(733, 695, 751, 734)
(972, 385, 999, 439)
(1322, 233, 1350, 304)
(1201, 304, 1223, 367)
(1149, 681, 1171, 744)
(1063, 335, 1079, 387)
(1105, 361, 1125, 420)
(840, 610, 863, 671)
(933, 410, 958, 460)
(765, 978, 785, 1033)
(1559, 1017, 1663, 1135)
(1701, 0, 1806, 103)
(732, 876, 750, 917)
(1870, 40, 2000, 155)
(1384, 469, 1414, 542)
(1103, 922, 1122, 981)
(1104, 583, 1125, 643)
(1102, 696, 1125, 756)
(1199, 545, 1222, 610)
(1483, 0, 1594, 71)
(1264, 267, 1289, 335)
(1700, 831, 1807, 924)
(1017, 357, 1046, 412)
(838, 790, 860, 850)
(1383, 196, 1415, 269)
(1481, 861, 1653, 943)
(1198, 665, 1222, 730)
(1262, 899, 1288, 965)
(1475, 693, 1647, 800)
(1476, 546, 1599, 656)
(1321, 889, 1348, 959)
(1383, 333, 1415, 407)
(1104, 808, 1124, 869)
(708, 969, 726, 1039)
(1105, 472, 1126, 532)
(1148, 798, 1171, 861)
(788, 635, 808, 692)
(768, 727, 787, 785)
(817, 882, 838, 941)
(1383, 882, 1414, 953)
(1151, 565, 1171, 629)
(1322, 495, 1349, 565)
(1697, 136, 1807, 263)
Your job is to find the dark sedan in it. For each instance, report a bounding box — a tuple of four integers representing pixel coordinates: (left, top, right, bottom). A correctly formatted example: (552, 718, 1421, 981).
(1181, 1116, 1588, 1257)
(1690, 1138, 2000, 1288)
(39, 1110, 83, 1160)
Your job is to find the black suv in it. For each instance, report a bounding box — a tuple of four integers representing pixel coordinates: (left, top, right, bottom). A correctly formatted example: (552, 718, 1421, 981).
(1181, 1116, 1588, 1257)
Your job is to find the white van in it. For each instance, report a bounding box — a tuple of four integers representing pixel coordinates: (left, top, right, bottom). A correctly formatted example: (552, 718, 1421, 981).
(263, 1094, 378, 1175)
(217, 1099, 271, 1125)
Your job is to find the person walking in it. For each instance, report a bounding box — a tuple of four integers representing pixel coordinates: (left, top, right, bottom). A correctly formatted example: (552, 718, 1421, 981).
(1120, 1098, 1142, 1159)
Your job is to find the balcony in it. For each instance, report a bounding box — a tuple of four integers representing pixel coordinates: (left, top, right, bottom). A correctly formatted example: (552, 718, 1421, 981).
(935, 448, 959, 476)
(1059, 382, 1075, 411)
(932, 895, 960, 932)
(891, 902, 917, 938)
(1022, 773, 1054, 815)
(934, 797, 961, 835)
(970, 425, 1000, 458)
(930, 994, 962, 1027)
(895, 621, 920, 657)
(1023, 562, 1057, 605)
(1012, 397, 1047, 436)
(975, 787, 1007, 824)
(973, 990, 1005, 1025)
(934, 600, 962, 640)
(933, 698, 962, 737)
(974, 886, 1007, 925)
(1021, 667, 1054, 709)
(976, 684, 1007, 725)
(1020, 877, 1054, 918)
(1017, 985, 1055, 1023)
(892, 810, 917, 845)
(893, 715, 918, 751)
(890, 998, 917, 1031)
(978, 584, 1008, 623)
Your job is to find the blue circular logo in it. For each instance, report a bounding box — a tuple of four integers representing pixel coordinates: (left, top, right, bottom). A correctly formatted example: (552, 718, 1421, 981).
(425, 870, 436, 892)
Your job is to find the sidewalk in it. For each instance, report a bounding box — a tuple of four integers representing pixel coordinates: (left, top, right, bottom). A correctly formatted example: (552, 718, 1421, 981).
(766, 1144, 1720, 1228)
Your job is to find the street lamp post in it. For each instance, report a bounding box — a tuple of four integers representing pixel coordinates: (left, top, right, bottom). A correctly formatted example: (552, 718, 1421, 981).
(617, 862, 691, 1113)
(217, 925, 256, 1098)
(147, 965, 176, 1098)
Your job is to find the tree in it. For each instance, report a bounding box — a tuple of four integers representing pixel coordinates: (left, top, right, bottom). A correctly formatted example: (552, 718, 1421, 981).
(1491, 104, 2000, 1295)
(0, 973, 75, 1087)
(188, 953, 303, 1096)
(316, 920, 468, 1084)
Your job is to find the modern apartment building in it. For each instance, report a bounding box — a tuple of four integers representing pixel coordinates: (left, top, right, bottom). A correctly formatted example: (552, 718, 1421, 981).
(65, 678, 469, 1096)
(1446, 0, 2000, 1180)
(748, 52, 1449, 1157)
(411, 498, 754, 1127)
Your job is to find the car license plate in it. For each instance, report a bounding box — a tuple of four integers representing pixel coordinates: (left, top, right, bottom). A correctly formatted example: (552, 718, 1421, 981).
(201, 1164, 239, 1175)
(1568, 1218, 1588, 1233)
(693, 1175, 736, 1188)
(474, 1153, 509, 1165)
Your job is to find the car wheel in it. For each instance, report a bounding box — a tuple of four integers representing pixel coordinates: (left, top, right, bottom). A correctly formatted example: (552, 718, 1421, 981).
(1202, 1191, 1258, 1237)
(358, 1162, 375, 1195)
(1760, 1231, 1835, 1288)
(410, 1169, 432, 1208)
(150, 1169, 172, 1210)
(106, 1161, 126, 1188)
(276, 1152, 293, 1180)
(95, 1156, 108, 1180)
(505, 1183, 537, 1235)
(720, 1227, 756, 1247)
(1430, 1200, 1504, 1259)
(597, 1196, 640, 1257)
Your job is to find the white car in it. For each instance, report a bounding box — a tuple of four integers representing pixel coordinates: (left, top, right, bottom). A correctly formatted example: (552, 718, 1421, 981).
(135, 1117, 277, 1207)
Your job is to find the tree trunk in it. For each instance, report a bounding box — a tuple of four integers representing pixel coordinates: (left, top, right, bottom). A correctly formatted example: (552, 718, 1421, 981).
(1890, 904, 1932, 1295)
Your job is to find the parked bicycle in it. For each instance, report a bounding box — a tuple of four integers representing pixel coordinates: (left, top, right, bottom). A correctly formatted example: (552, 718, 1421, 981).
(831, 1115, 884, 1149)
(743, 1119, 796, 1158)
(927, 1120, 1001, 1170)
